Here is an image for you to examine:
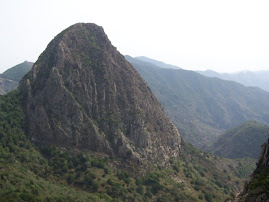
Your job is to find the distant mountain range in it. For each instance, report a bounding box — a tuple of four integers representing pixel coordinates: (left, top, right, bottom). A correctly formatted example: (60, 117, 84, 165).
(126, 56, 269, 149)
(206, 121, 269, 159)
(0, 61, 33, 95)
(197, 69, 269, 92)
(134, 57, 269, 92)
(135, 56, 181, 69)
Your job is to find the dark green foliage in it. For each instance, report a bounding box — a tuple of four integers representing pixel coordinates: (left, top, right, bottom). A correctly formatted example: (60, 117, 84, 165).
(106, 178, 127, 199)
(117, 171, 130, 184)
(0, 90, 30, 158)
(173, 164, 180, 172)
(204, 191, 214, 202)
(136, 184, 144, 194)
(143, 172, 163, 194)
(234, 158, 256, 179)
(239, 141, 269, 199)
(247, 168, 269, 194)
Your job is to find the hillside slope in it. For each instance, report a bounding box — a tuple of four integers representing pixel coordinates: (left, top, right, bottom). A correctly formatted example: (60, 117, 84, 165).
(1, 61, 33, 82)
(207, 121, 269, 159)
(0, 61, 33, 95)
(126, 56, 269, 148)
(0, 77, 17, 95)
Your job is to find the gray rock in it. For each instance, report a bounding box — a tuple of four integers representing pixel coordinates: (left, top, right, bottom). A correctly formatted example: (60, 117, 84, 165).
(19, 23, 182, 165)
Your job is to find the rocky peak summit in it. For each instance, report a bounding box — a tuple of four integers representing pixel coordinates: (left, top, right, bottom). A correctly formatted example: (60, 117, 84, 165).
(20, 23, 181, 164)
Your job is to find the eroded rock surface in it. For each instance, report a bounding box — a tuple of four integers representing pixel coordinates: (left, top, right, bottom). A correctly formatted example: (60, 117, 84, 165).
(20, 23, 181, 165)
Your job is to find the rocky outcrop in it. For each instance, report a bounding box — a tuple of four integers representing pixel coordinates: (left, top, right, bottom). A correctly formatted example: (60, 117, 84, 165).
(233, 139, 269, 201)
(19, 23, 181, 165)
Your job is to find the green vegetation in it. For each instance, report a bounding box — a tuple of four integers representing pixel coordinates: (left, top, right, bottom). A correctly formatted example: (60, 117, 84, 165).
(235, 158, 256, 179)
(237, 141, 269, 200)
(232, 139, 269, 201)
(247, 168, 269, 196)
(0, 91, 246, 201)
(207, 121, 269, 159)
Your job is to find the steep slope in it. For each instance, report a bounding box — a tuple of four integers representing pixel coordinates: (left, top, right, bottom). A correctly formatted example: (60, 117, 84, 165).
(198, 70, 269, 92)
(0, 61, 33, 95)
(234, 139, 269, 201)
(207, 121, 269, 159)
(19, 23, 181, 165)
(126, 56, 269, 148)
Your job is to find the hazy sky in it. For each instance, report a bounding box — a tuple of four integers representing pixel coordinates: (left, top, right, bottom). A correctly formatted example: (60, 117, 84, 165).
(1, 0, 269, 73)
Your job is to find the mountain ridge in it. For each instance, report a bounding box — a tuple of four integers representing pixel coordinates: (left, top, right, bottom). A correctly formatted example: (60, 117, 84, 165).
(206, 121, 269, 159)
(126, 56, 269, 148)
(135, 56, 181, 69)
(0, 61, 33, 95)
(197, 69, 269, 92)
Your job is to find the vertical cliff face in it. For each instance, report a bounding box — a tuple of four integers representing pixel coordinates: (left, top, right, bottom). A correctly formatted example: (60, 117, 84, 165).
(19, 23, 181, 164)
(233, 139, 269, 201)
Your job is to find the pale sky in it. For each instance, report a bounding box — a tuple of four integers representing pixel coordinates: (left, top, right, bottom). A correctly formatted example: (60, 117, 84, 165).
(1, 0, 269, 73)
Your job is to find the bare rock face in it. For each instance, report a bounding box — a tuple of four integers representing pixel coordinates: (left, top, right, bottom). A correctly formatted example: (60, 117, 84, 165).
(19, 23, 181, 164)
